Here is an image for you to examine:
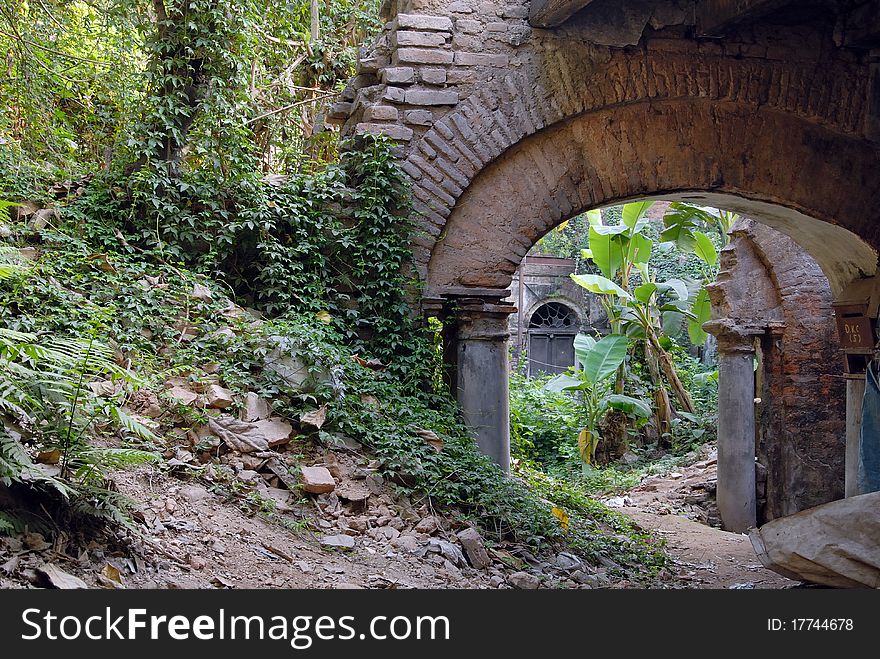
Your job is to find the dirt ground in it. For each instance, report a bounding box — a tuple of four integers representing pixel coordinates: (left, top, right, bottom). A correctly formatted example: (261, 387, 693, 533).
(1, 441, 796, 590)
(609, 445, 794, 589)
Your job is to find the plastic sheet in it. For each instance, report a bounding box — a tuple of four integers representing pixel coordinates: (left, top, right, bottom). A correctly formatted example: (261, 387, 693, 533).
(749, 492, 880, 588)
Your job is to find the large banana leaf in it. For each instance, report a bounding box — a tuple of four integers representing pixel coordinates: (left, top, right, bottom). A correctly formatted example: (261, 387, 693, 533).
(622, 200, 654, 229)
(658, 278, 689, 301)
(571, 273, 632, 300)
(688, 286, 712, 346)
(634, 282, 657, 303)
(693, 231, 718, 266)
(605, 394, 652, 418)
(587, 225, 624, 278)
(628, 233, 653, 264)
(581, 334, 629, 385)
(545, 372, 586, 393)
(573, 333, 596, 370)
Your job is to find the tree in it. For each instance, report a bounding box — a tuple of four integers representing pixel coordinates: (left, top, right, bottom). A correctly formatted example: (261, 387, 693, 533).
(659, 202, 736, 346)
(572, 202, 697, 433)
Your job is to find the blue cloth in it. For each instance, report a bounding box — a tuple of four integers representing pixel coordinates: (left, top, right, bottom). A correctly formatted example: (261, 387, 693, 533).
(858, 361, 880, 494)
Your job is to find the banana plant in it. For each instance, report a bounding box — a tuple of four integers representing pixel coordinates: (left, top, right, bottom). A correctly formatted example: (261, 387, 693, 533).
(546, 333, 651, 467)
(573, 201, 697, 415)
(659, 202, 733, 346)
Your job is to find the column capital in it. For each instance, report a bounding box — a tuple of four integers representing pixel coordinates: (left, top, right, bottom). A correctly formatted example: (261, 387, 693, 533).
(455, 299, 516, 341)
(432, 288, 516, 341)
(704, 318, 764, 353)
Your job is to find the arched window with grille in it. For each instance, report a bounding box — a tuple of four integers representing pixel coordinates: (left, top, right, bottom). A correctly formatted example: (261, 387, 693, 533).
(527, 302, 578, 377)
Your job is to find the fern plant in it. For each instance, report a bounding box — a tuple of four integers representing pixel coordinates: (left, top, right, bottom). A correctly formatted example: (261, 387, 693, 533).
(0, 233, 158, 533)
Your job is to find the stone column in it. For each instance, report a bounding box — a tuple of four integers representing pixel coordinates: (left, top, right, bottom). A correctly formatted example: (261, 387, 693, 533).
(845, 374, 866, 497)
(453, 297, 516, 473)
(707, 320, 760, 533)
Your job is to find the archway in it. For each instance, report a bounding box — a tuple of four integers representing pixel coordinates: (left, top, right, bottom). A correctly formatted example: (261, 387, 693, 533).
(424, 101, 879, 297)
(420, 104, 879, 533)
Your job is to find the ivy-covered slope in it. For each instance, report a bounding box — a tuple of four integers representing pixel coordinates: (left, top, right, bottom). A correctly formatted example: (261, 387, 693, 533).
(0, 137, 667, 581)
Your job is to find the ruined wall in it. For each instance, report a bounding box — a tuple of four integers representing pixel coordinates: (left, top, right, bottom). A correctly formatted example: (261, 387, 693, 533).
(329, 0, 880, 298)
(712, 219, 846, 522)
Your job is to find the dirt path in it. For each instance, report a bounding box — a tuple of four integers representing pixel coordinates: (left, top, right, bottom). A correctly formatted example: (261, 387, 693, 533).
(1, 439, 797, 591)
(611, 446, 794, 589)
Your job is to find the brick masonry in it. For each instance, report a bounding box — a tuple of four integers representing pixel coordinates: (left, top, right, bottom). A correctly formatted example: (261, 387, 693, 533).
(709, 220, 846, 522)
(330, 1, 880, 297)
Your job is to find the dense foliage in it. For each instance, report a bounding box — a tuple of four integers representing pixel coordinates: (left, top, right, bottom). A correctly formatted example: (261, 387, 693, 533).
(0, 0, 670, 576)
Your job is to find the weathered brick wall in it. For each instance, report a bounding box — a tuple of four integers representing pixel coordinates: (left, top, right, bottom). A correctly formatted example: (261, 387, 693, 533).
(713, 219, 846, 522)
(329, 0, 880, 298)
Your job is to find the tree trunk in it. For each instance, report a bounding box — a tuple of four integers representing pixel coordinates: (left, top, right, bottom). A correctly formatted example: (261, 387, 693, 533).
(646, 326, 696, 414)
(646, 342, 673, 438)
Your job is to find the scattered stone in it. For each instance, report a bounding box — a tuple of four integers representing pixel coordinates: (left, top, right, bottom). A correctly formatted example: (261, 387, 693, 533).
(427, 539, 466, 567)
(300, 466, 336, 494)
(254, 418, 293, 447)
(179, 486, 211, 503)
(241, 393, 271, 422)
(554, 552, 583, 572)
(168, 386, 199, 407)
(191, 283, 213, 301)
(489, 575, 505, 588)
(265, 458, 299, 490)
(365, 473, 385, 495)
(390, 535, 420, 552)
(337, 482, 370, 509)
(211, 575, 234, 589)
(621, 451, 640, 465)
(348, 518, 368, 533)
(237, 469, 260, 484)
(321, 534, 355, 549)
(456, 527, 490, 569)
(414, 516, 439, 534)
(264, 487, 293, 512)
(508, 571, 540, 590)
(189, 556, 207, 570)
(572, 570, 601, 587)
(37, 564, 88, 589)
(206, 385, 234, 409)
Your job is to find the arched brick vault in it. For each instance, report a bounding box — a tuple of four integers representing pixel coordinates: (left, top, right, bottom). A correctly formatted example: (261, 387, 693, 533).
(333, 5, 880, 295)
(369, 38, 880, 295)
(424, 97, 880, 296)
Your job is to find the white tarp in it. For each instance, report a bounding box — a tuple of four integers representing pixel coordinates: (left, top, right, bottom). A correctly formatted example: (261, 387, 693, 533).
(749, 492, 880, 588)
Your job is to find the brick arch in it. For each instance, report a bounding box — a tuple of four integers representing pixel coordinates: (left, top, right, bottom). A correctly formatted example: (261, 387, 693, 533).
(423, 97, 880, 297)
